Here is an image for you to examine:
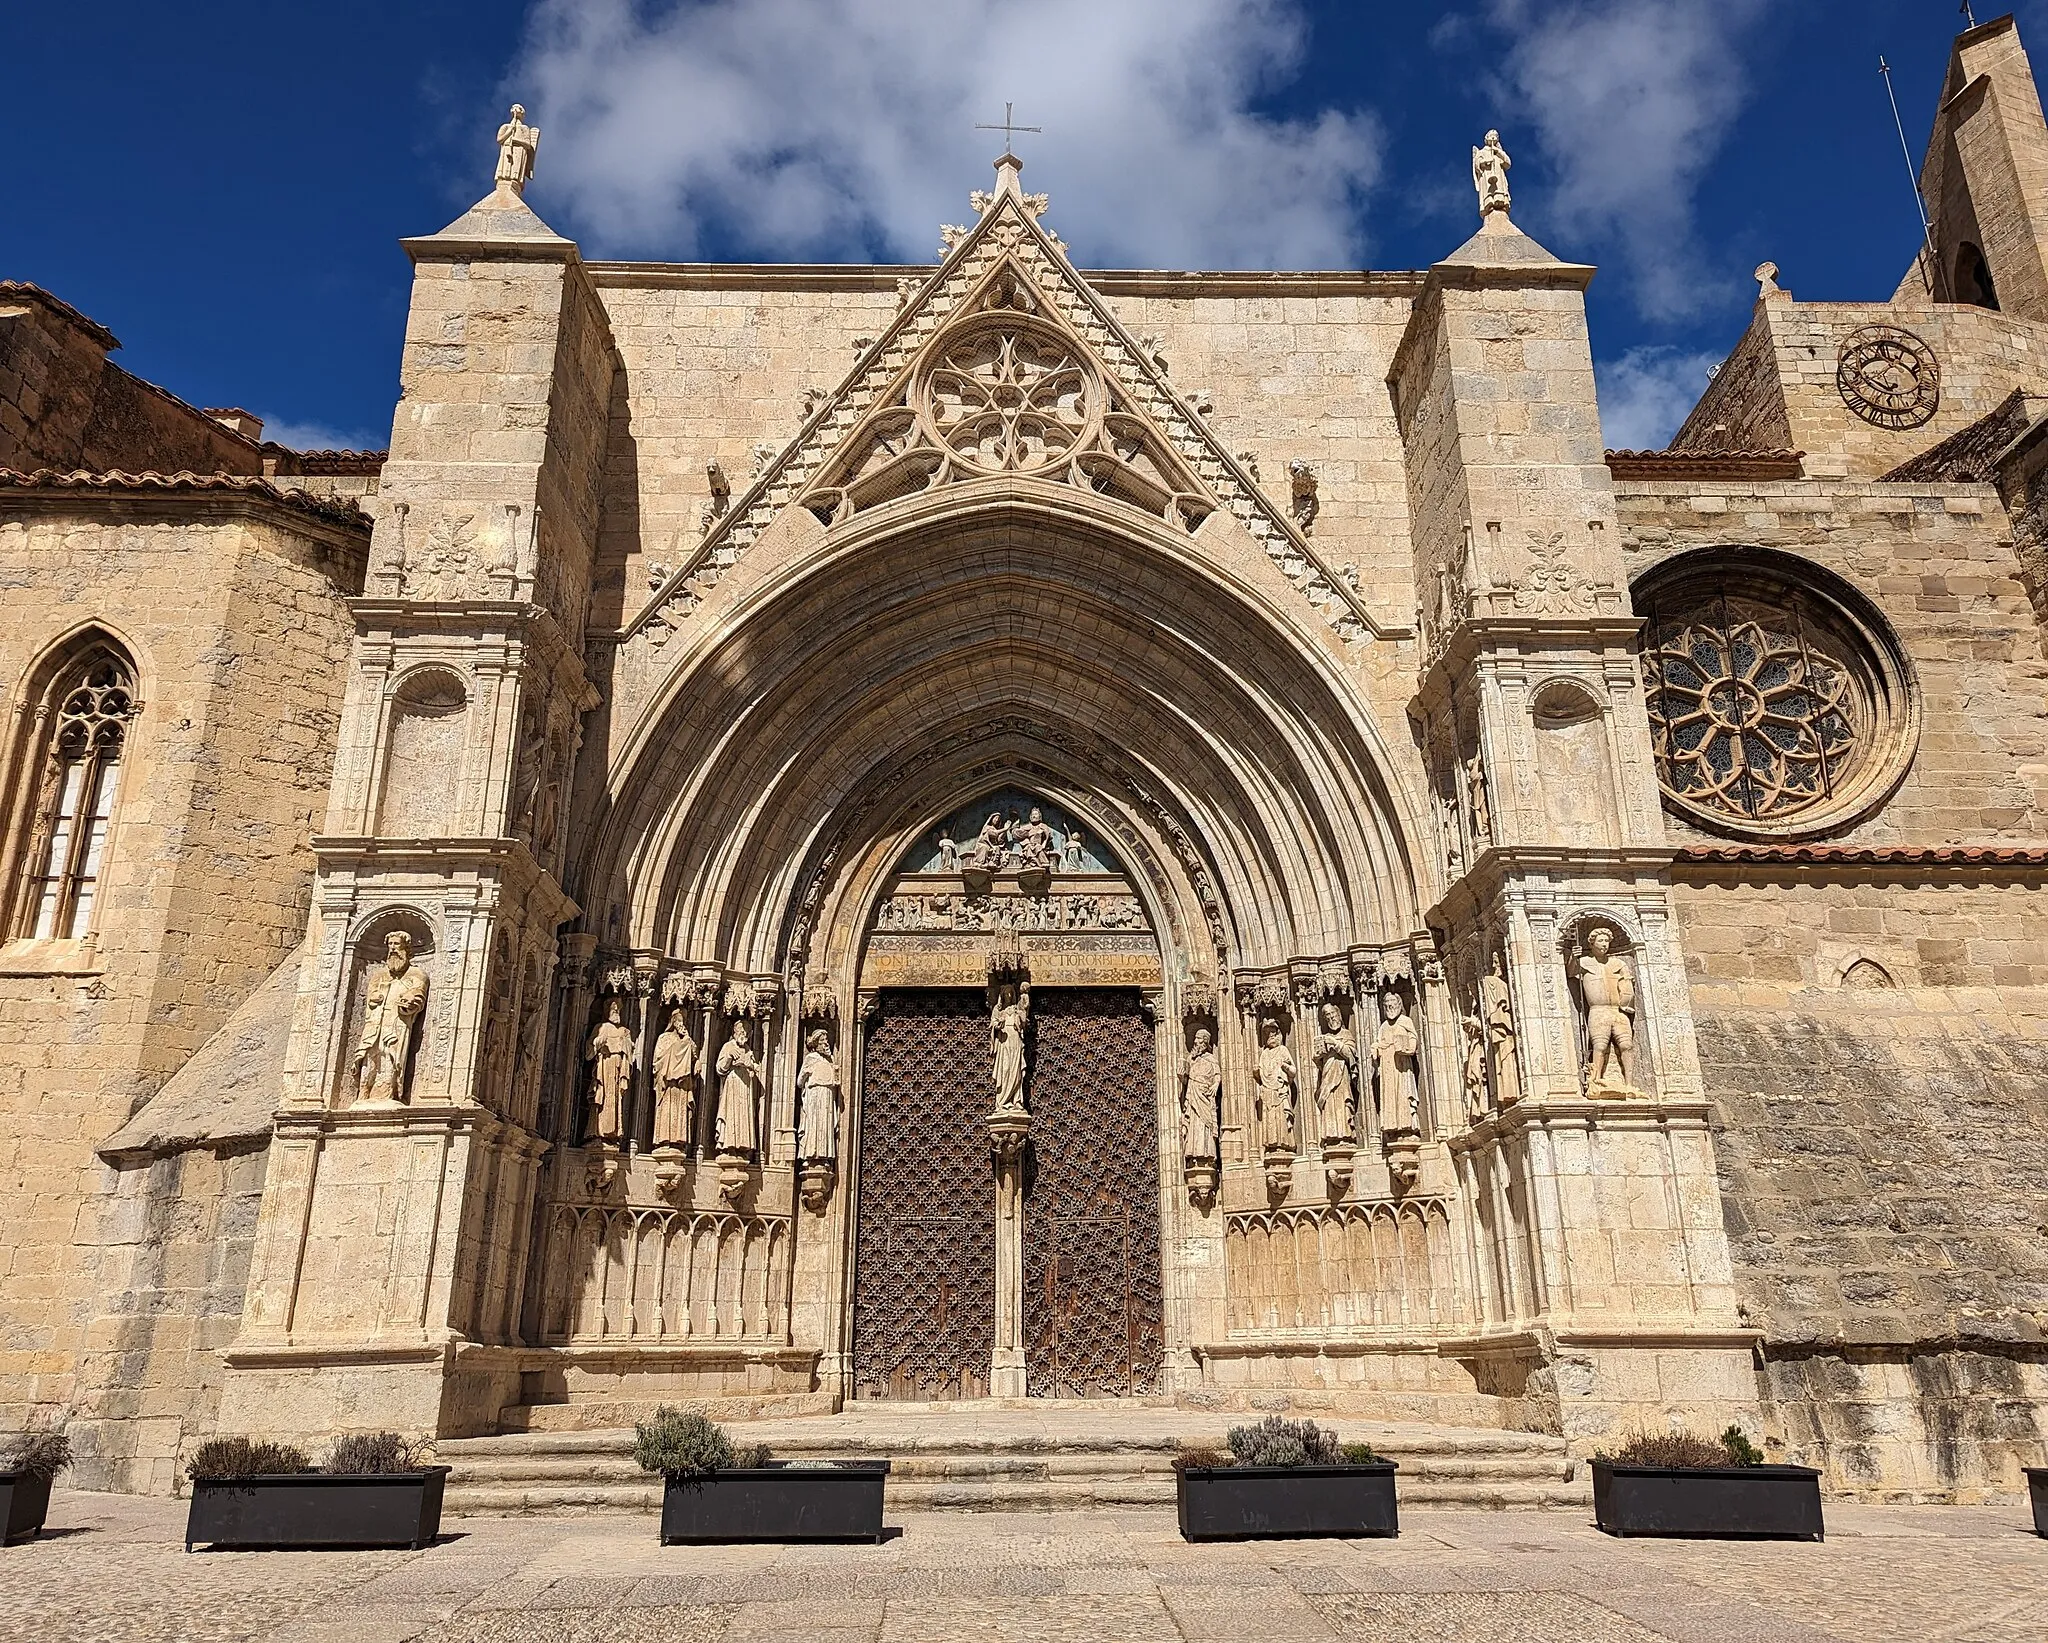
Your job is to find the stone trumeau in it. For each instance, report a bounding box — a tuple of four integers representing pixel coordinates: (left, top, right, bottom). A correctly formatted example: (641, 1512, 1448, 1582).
(220, 117, 606, 1443)
(1394, 160, 1751, 1450)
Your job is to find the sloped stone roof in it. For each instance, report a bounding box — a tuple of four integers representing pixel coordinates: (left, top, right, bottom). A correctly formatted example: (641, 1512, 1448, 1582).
(0, 467, 370, 530)
(1882, 389, 2031, 483)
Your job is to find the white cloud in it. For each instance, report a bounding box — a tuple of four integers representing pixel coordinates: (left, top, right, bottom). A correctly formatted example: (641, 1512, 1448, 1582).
(1486, 0, 1768, 318)
(510, 0, 1378, 268)
(1594, 346, 1722, 451)
(254, 414, 383, 453)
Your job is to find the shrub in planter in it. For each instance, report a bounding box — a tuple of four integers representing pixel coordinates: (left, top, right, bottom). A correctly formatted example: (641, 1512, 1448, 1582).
(1, 1429, 73, 1545)
(184, 1433, 447, 1552)
(1177, 1416, 1398, 1542)
(1592, 1426, 1822, 1542)
(634, 1406, 888, 1545)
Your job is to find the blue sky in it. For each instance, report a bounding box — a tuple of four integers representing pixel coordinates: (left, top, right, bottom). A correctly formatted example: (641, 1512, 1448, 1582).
(5, 1, 2026, 453)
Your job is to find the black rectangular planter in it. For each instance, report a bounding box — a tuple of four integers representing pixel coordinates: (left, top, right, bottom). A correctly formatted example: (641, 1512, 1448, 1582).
(2026, 1467, 2048, 1537)
(1593, 1461, 1823, 1541)
(659, 1462, 890, 1544)
(1177, 1464, 1399, 1541)
(1, 1469, 53, 1545)
(185, 1468, 449, 1551)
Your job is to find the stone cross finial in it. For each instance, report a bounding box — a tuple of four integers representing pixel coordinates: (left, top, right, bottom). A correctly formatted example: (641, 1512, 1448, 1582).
(1754, 261, 1787, 300)
(1472, 130, 1512, 220)
(496, 104, 541, 196)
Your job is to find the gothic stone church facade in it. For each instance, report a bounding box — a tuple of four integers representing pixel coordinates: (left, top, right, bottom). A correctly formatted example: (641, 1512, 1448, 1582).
(5, 16, 2048, 1502)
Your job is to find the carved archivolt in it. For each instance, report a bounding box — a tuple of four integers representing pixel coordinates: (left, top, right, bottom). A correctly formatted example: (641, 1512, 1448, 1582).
(803, 295, 1215, 536)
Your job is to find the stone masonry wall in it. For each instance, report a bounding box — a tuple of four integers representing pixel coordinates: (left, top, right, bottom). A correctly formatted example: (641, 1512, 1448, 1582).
(1618, 478, 2048, 848)
(1668, 304, 1792, 453)
(0, 503, 357, 1478)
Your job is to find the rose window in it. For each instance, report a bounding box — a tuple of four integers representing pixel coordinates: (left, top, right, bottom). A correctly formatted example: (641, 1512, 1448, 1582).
(1635, 550, 1916, 837)
(923, 323, 1091, 474)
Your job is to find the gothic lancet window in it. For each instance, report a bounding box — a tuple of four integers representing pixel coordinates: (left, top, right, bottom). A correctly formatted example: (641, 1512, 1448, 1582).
(12, 645, 139, 942)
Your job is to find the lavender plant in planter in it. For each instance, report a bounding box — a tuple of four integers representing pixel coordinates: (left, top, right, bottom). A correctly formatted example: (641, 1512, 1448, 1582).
(1592, 1427, 1822, 1541)
(184, 1433, 447, 1552)
(1175, 1416, 1398, 1542)
(635, 1407, 889, 1544)
(1, 1429, 72, 1544)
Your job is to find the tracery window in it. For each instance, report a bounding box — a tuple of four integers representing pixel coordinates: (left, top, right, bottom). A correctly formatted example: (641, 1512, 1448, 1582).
(1636, 550, 1915, 839)
(12, 646, 138, 942)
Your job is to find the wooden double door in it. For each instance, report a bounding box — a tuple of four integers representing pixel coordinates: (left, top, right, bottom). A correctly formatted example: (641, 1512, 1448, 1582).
(851, 987, 1165, 1400)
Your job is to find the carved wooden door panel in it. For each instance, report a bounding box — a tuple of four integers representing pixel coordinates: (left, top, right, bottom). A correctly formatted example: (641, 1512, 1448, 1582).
(1023, 988, 1166, 1397)
(852, 989, 994, 1400)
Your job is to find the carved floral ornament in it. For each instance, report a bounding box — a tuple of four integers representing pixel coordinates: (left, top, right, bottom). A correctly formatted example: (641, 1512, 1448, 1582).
(1635, 548, 1917, 838)
(802, 295, 1217, 536)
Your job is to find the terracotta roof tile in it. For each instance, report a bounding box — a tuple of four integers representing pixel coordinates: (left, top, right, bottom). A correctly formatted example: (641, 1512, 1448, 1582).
(0, 279, 119, 350)
(0, 467, 370, 530)
(1606, 449, 1804, 482)
(1678, 842, 2048, 867)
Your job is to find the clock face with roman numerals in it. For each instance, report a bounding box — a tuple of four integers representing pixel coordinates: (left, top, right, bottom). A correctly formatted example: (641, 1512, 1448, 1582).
(1836, 326, 1940, 430)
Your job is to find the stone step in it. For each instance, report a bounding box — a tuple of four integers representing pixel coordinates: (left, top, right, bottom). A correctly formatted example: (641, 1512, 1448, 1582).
(439, 1413, 1583, 1517)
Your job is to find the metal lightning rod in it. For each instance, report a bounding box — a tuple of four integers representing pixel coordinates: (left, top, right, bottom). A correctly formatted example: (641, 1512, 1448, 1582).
(1879, 55, 1948, 302)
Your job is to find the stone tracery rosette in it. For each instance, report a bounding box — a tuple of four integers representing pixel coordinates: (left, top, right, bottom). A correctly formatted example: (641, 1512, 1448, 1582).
(1635, 546, 1919, 840)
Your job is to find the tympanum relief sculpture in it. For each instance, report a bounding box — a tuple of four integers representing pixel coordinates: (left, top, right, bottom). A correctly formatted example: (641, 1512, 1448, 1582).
(1180, 1024, 1221, 1205)
(1372, 990, 1422, 1188)
(353, 931, 428, 1105)
(1574, 922, 1642, 1097)
(875, 892, 1144, 933)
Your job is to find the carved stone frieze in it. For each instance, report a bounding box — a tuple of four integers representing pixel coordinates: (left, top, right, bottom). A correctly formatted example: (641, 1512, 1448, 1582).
(875, 891, 1147, 933)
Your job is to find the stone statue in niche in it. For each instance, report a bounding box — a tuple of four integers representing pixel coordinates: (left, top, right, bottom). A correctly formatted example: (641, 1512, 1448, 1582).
(797, 1028, 842, 1163)
(1371, 990, 1421, 1135)
(1312, 1000, 1359, 1145)
(1575, 923, 1640, 1096)
(1254, 1019, 1298, 1152)
(495, 104, 540, 195)
(1460, 1004, 1488, 1123)
(651, 1005, 700, 1150)
(1466, 753, 1492, 844)
(936, 829, 960, 871)
(1481, 950, 1522, 1107)
(583, 997, 636, 1144)
(989, 981, 1032, 1115)
(1180, 1026, 1221, 1161)
(354, 930, 429, 1104)
(714, 1018, 763, 1155)
(1472, 129, 1512, 218)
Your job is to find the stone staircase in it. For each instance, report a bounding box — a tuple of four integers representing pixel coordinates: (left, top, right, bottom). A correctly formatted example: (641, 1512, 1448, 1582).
(438, 1404, 1587, 1516)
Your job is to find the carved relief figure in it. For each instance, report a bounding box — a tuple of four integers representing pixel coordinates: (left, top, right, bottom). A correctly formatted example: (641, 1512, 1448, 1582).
(583, 997, 636, 1144)
(1576, 924, 1639, 1095)
(714, 1019, 763, 1154)
(1017, 806, 1055, 870)
(1180, 1026, 1222, 1160)
(1254, 1020, 1298, 1151)
(796, 1028, 842, 1162)
(1466, 753, 1492, 844)
(936, 829, 960, 870)
(494, 104, 540, 195)
(970, 811, 1009, 870)
(1371, 991, 1421, 1134)
(1472, 129, 1511, 217)
(1061, 830, 1086, 870)
(1481, 950, 1522, 1106)
(354, 930, 429, 1104)
(990, 982, 1032, 1114)
(1312, 1000, 1358, 1145)
(651, 1005, 699, 1149)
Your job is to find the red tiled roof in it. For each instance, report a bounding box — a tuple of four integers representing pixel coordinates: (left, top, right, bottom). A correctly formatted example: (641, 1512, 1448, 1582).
(0, 467, 369, 530)
(276, 448, 388, 475)
(1678, 842, 2048, 867)
(0, 280, 119, 350)
(1606, 449, 1805, 482)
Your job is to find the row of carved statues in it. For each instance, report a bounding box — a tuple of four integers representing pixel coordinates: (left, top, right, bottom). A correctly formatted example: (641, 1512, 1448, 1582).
(582, 1003, 845, 1165)
(875, 891, 1145, 933)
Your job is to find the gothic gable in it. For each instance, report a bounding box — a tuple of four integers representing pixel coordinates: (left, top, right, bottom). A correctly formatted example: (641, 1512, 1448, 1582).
(623, 178, 1384, 656)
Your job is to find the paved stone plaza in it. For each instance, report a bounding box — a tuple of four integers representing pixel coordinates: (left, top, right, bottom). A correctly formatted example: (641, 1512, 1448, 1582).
(5, 1491, 2044, 1642)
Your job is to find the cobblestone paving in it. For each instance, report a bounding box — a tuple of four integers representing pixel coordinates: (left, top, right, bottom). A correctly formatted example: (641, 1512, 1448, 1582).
(3, 1490, 2044, 1641)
